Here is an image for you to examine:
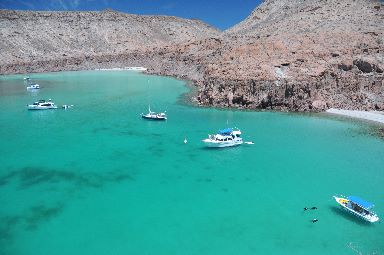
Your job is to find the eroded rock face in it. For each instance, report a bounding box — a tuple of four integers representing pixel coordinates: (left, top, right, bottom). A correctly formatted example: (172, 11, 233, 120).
(1, 0, 384, 112)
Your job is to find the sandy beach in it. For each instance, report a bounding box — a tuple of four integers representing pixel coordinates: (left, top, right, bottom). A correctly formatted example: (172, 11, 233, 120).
(326, 108, 384, 124)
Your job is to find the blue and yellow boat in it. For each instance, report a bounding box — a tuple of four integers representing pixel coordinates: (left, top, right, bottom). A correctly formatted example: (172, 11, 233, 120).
(334, 196, 379, 223)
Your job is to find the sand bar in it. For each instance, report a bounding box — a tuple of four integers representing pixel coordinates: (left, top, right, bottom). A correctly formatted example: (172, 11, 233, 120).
(326, 108, 384, 124)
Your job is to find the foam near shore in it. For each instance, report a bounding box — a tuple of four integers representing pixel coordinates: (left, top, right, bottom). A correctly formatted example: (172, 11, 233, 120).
(326, 108, 384, 124)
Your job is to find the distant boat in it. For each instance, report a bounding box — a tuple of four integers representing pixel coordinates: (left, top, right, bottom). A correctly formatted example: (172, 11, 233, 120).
(27, 83, 40, 90)
(24, 77, 40, 90)
(141, 105, 167, 120)
(202, 128, 243, 148)
(333, 196, 379, 223)
(27, 99, 58, 110)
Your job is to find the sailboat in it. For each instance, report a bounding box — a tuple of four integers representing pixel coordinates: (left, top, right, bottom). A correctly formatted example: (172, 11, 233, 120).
(25, 77, 40, 90)
(141, 105, 167, 120)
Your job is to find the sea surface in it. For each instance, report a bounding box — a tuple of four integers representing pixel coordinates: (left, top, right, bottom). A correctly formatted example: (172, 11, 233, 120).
(0, 70, 383, 255)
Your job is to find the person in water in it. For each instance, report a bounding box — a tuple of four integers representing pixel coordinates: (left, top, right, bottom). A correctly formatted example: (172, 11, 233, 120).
(304, 206, 318, 211)
(311, 219, 318, 223)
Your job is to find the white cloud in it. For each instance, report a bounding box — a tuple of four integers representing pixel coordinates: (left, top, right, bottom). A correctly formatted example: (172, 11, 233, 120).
(19, 0, 37, 9)
(53, 0, 68, 10)
(161, 2, 175, 11)
(70, 0, 80, 9)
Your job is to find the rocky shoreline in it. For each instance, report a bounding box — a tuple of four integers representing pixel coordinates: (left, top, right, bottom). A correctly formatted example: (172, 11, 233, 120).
(1, 0, 383, 112)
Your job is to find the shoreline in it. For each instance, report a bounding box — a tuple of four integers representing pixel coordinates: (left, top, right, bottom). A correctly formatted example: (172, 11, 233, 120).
(94, 67, 147, 71)
(326, 108, 384, 124)
(2, 68, 384, 122)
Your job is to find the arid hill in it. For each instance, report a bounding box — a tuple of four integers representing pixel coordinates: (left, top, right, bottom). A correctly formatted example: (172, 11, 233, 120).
(1, 0, 383, 111)
(0, 9, 219, 71)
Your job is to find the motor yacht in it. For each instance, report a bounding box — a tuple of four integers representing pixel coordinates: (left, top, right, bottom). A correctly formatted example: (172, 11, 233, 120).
(202, 128, 243, 148)
(27, 99, 58, 110)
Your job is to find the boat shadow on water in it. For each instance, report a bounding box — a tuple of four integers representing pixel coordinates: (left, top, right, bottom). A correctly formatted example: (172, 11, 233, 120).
(328, 206, 375, 227)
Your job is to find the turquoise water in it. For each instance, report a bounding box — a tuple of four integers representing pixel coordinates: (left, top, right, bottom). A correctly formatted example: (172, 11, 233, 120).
(0, 70, 383, 255)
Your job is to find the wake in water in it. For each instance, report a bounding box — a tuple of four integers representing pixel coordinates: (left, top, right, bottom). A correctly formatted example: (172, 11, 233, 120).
(347, 242, 379, 255)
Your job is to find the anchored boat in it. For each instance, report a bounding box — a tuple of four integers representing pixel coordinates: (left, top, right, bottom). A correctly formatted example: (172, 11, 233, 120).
(141, 105, 167, 120)
(27, 99, 58, 110)
(333, 195, 379, 223)
(202, 128, 243, 148)
(25, 77, 40, 90)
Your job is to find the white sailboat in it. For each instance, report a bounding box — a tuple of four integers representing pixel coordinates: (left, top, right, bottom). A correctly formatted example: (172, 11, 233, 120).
(141, 105, 167, 120)
(24, 77, 40, 90)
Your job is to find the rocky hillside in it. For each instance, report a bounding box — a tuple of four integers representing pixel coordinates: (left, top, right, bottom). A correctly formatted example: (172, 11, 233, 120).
(1, 0, 384, 111)
(0, 9, 220, 67)
(192, 0, 384, 111)
(227, 0, 380, 36)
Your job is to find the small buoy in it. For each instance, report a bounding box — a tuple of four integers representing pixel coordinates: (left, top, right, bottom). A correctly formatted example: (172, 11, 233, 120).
(62, 104, 73, 109)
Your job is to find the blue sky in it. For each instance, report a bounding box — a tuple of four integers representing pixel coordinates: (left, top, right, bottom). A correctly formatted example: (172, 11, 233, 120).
(0, 0, 262, 30)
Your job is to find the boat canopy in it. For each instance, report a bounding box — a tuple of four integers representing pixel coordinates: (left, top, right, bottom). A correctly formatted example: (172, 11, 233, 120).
(219, 128, 233, 135)
(348, 196, 374, 209)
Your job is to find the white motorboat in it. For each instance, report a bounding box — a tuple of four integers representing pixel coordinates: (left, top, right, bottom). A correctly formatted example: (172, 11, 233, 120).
(141, 105, 167, 120)
(27, 83, 40, 90)
(27, 99, 58, 110)
(202, 128, 243, 148)
(25, 77, 40, 90)
(334, 196, 379, 223)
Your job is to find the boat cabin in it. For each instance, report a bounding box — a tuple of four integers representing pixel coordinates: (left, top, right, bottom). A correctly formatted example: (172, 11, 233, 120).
(347, 196, 374, 215)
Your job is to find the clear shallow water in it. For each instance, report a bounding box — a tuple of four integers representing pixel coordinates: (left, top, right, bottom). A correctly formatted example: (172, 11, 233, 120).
(0, 70, 383, 255)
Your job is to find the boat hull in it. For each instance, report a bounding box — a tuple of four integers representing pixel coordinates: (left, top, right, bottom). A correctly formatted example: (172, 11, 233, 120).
(202, 139, 243, 148)
(27, 105, 58, 110)
(333, 196, 379, 223)
(141, 115, 167, 120)
(27, 84, 40, 90)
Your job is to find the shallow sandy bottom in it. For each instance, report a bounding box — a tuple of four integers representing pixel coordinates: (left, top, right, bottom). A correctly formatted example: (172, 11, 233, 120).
(326, 108, 384, 124)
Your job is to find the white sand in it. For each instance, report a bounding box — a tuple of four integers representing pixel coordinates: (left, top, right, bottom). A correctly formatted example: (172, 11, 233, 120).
(326, 108, 384, 124)
(95, 67, 147, 71)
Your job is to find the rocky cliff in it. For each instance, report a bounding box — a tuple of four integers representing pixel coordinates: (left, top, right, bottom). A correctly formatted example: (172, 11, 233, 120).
(205, 0, 384, 111)
(1, 0, 384, 111)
